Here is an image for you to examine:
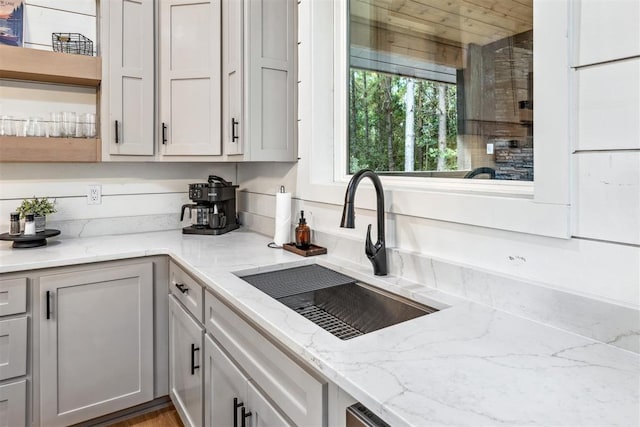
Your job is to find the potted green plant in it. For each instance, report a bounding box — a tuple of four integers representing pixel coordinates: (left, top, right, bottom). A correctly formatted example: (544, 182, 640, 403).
(16, 196, 57, 233)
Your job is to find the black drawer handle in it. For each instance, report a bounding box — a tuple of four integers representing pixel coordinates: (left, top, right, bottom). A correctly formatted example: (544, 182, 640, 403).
(190, 343, 200, 375)
(162, 122, 167, 145)
(241, 406, 252, 427)
(232, 118, 239, 142)
(46, 290, 51, 320)
(234, 398, 244, 427)
(175, 282, 189, 294)
(115, 120, 119, 144)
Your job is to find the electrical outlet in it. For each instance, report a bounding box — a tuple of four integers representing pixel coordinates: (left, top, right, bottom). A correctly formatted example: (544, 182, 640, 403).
(486, 143, 494, 155)
(87, 185, 102, 205)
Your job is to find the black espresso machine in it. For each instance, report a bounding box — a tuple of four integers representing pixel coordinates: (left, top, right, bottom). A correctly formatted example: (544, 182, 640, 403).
(180, 175, 239, 235)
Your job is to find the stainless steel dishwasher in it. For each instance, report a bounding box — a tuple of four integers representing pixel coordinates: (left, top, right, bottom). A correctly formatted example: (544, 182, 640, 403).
(346, 403, 391, 427)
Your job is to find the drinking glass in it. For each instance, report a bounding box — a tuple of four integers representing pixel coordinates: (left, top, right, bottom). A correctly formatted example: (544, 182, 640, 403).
(26, 117, 45, 137)
(83, 113, 96, 138)
(0, 116, 15, 136)
(74, 114, 83, 137)
(62, 111, 76, 137)
(14, 119, 26, 137)
(49, 112, 62, 137)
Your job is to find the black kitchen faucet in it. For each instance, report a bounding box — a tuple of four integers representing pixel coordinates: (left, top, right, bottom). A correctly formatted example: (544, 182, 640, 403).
(340, 169, 388, 276)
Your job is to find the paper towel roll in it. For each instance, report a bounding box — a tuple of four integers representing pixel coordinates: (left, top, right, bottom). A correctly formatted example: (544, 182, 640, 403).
(273, 191, 292, 246)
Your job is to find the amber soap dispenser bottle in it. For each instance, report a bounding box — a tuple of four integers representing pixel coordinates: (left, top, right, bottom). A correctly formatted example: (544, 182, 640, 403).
(295, 210, 311, 249)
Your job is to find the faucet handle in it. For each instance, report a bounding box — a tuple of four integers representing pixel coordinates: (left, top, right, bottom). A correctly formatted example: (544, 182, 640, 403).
(365, 224, 376, 256)
(365, 223, 388, 276)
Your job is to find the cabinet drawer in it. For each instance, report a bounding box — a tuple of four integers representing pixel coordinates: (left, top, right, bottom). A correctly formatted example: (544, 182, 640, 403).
(0, 277, 27, 317)
(0, 379, 27, 426)
(0, 316, 27, 381)
(169, 261, 204, 322)
(205, 291, 326, 427)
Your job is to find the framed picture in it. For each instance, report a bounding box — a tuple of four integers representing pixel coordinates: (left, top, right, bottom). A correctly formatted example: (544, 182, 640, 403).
(0, 0, 24, 47)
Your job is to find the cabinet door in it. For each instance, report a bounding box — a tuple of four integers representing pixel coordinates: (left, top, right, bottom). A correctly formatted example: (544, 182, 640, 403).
(39, 262, 154, 427)
(159, 0, 221, 156)
(245, 0, 296, 161)
(0, 317, 27, 381)
(169, 295, 204, 427)
(205, 291, 326, 426)
(222, 0, 244, 155)
(108, 0, 155, 155)
(0, 277, 27, 316)
(247, 381, 294, 427)
(0, 380, 26, 427)
(204, 333, 248, 427)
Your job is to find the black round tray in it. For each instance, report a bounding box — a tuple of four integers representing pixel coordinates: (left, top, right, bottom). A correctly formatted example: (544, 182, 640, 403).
(0, 229, 61, 248)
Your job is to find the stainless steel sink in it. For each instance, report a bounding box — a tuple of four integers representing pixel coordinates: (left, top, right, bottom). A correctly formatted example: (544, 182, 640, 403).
(238, 264, 438, 340)
(277, 281, 437, 340)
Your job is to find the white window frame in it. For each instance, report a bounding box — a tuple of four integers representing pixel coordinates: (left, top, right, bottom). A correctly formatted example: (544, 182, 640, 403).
(296, 0, 571, 238)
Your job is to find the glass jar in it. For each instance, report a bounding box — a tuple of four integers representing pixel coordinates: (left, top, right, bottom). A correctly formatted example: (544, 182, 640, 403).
(24, 213, 36, 236)
(9, 212, 21, 235)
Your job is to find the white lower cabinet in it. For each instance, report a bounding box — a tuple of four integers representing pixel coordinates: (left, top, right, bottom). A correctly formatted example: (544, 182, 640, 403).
(169, 294, 204, 427)
(247, 381, 294, 427)
(204, 334, 294, 427)
(205, 290, 326, 426)
(38, 262, 154, 427)
(0, 317, 27, 382)
(204, 333, 248, 427)
(168, 262, 326, 427)
(0, 379, 26, 426)
(0, 275, 29, 426)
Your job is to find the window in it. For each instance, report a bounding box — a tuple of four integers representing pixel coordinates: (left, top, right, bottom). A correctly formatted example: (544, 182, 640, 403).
(348, 0, 534, 181)
(296, 0, 570, 238)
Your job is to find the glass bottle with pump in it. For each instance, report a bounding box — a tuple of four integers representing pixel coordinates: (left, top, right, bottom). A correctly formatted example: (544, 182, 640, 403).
(295, 210, 310, 249)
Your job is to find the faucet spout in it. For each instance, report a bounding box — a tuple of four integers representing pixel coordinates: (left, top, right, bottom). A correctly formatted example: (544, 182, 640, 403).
(340, 169, 387, 276)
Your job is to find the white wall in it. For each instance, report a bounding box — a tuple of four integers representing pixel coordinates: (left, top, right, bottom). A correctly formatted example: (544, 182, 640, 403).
(238, 0, 640, 310)
(0, 162, 237, 230)
(23, 0, 97, 52)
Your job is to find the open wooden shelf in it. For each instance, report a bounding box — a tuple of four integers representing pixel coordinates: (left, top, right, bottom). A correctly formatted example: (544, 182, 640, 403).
(0, 137, 101, 162)
(0, 45, 101, 87)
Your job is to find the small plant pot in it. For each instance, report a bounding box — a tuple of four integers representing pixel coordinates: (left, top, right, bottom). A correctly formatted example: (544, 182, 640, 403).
(35, 216, 46, 233)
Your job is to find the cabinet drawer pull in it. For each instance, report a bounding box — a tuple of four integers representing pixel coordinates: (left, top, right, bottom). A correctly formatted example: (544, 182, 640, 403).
(190, 343, 200, 375)
(231, 118, 239, 142)
(174, 282, 189, 294)
(234, 397, 244, 427)
(162, 122, 167, 145)
(115, 120, 119, 144)
(45, 290, 51, 319)
(241, 407, 252, 427)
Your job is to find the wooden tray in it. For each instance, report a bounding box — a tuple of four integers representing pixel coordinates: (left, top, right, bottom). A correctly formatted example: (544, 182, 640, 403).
(282, 243, 327, 257)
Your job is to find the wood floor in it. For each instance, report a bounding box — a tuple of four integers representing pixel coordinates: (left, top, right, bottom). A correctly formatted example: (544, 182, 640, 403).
(108, 406, 183, 427)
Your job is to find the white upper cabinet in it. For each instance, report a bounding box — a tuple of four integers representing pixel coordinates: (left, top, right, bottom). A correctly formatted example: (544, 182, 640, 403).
(101, 0, 296, 161)
(159, 0, 222, 156)
(107, 0, 155, 156)
(223, 0, 297, 161)
(222, 0, 243, 156)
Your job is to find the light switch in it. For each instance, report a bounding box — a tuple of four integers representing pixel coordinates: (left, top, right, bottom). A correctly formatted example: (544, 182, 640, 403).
(486, 143, 494, 154)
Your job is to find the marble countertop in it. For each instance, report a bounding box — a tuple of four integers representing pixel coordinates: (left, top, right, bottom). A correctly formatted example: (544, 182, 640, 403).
(1, 230, 638, 426)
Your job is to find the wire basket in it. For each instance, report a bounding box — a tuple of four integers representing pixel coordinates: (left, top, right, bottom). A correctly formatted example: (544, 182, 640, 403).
(51, 33, 94, 56)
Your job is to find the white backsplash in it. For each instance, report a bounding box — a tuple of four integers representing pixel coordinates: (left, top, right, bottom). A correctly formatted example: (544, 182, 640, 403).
(47, 213, 183, 238)
(239, 210, 639, 354)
